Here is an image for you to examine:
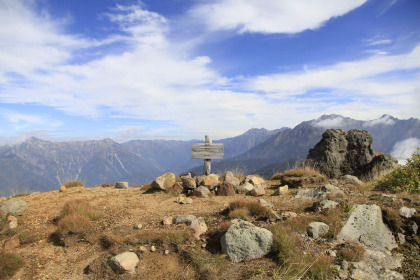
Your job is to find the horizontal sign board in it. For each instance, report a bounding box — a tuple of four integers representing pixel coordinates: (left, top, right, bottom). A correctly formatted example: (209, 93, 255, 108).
(192, 143, 224, 159)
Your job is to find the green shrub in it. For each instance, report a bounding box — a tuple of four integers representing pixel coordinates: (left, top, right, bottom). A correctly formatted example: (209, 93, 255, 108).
(0, 252, 24, 279)
(377, 148, 420, 192)
(63, 180, 84, 188)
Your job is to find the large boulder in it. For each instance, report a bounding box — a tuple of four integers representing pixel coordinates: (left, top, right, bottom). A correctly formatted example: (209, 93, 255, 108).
(221, 220, 273, 262)
(305, 129, 397, 179)
(182, 177, 197, 190)
(151, 173, 176, 190)
(216, 182, 236, 196)
(0, 198, 28, 216)
(243, 175, 267, 188)
(337, 204, 397, 252)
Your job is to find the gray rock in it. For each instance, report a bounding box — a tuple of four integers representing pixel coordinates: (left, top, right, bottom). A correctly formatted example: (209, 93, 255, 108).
(319, 199, 339, 210)
(341, 174, 362, 184)
(249, 187, 265, 197)
(115, 181, 128, 189)
(221, 220, 273, 262)
(337, 204, 397, 252)
(351, 249, 403, 280)
(258, 199, 273, 209)
(190, 217, 207, 240)
(275, 185, 289, 195)
(236, 182, 254, 194)
(307, 222, 329, 239)
(174, 214, 196, 225)
(152, 173, 176, 190)
(294, 184, 344, 200)
(192, 186, 210, 198)
(397, 233, 405, 245)
(108, 252, 139, 274)
(398, 206, 416, 219)
(0, 198, 28, 216)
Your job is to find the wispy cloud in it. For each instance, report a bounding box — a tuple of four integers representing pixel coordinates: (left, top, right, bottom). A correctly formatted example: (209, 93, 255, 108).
(189, 0, 367, 34)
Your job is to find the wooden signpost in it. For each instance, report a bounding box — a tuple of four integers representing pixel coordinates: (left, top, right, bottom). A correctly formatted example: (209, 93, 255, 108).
(192, 135, 224, 175)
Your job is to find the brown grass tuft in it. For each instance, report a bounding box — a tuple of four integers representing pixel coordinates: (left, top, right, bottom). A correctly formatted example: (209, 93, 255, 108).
(57, 214, 92, 234)
(228, 199, 268, 218)
(63, 181, 84, 188)
(337, 241, 365, 262)
(0, 251, 24, 279)
(60, 199, 102, 220)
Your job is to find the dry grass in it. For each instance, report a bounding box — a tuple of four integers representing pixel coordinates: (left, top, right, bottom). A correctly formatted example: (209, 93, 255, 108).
(337, 241, 365, 262)
(228, 208, 250, 220)
(57, 214, 92, 234)
(269, 224, 334, 280)
(0, 251, 24, 279)
(100, 183, 114, 188)
(382, 206, 404, 233)
(99, 233, 121, 253)
(60, 199, 102, 220)
(63, 181, 84, 188)
(131, 229, 191, 246)
(271, 167, 327, 188)
(182, 248, 225, 280)
(228, 199, 268, 218)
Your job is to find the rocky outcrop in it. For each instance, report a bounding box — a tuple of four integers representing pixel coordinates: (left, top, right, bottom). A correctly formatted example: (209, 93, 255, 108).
(305, 129, 397, 179)
(221, 220, 273, 262)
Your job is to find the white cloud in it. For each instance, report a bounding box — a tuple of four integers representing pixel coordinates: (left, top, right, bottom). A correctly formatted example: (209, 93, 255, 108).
(312, 116, 346, 128)
(189, 0, 367, 34)
(391, 138, 420, 163)
(364, 115, 396, 127)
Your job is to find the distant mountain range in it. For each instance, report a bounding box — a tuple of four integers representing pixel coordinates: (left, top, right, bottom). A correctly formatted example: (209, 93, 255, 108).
(1, 114, 419, 196)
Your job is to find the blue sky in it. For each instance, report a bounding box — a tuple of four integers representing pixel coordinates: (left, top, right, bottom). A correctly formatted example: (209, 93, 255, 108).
(0, 0, 419, 145)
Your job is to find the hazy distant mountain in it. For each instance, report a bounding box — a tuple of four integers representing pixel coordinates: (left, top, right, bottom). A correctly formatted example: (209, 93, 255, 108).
(0, 128, 281, 196)
(188, 115, 420, 177)
(0, 138, 162, 196)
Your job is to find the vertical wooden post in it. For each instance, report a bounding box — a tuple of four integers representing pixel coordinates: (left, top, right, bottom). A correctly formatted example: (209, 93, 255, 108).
(203, 135, 212, 175)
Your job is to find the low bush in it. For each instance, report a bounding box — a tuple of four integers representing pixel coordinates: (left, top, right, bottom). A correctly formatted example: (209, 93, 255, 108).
(63, 181, 84, 188)
(99, 234, 121, 253)
(0, 251, 24, 279)
(377, 148, 420, 192)
(228, 208, 250, 220)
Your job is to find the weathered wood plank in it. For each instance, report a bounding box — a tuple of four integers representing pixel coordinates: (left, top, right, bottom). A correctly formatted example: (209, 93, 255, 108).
(191, 143, 224, 159)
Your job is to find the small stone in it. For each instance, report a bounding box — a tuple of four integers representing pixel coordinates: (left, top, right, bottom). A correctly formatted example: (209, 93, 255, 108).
(280, 211, 297, 220)
(216, 183, 236, 196)
(319, 199, 339, 210)
(249, 187, 265, 197)
(139, 246, 147, 252)
(150, 246, 156, 252)
(258, 199, 273, 209)
(201, 244, 207, 248)
(407, 221, 418, 234)
(108, 252, 139, 274)
(59, 186, 67, 192)
(115, 182, 129, 189)
(182, 177, 197, 190)
(307, 222, 329, 239)
(7, 216, 18, 229)
(4, 234, 20, 251)
(164, 250, 169, 255)
(162, 216, 173, 225)
(134, 224, 143, 230)
(190, 217, 207, 240)
(236, 182, 254, 194)
(397, 233, 406, 245)
(327, 249, 337, 257)
(174, 214, 196, 224)
(399, 206, 417, 219)
(275, 185, 289, 195)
